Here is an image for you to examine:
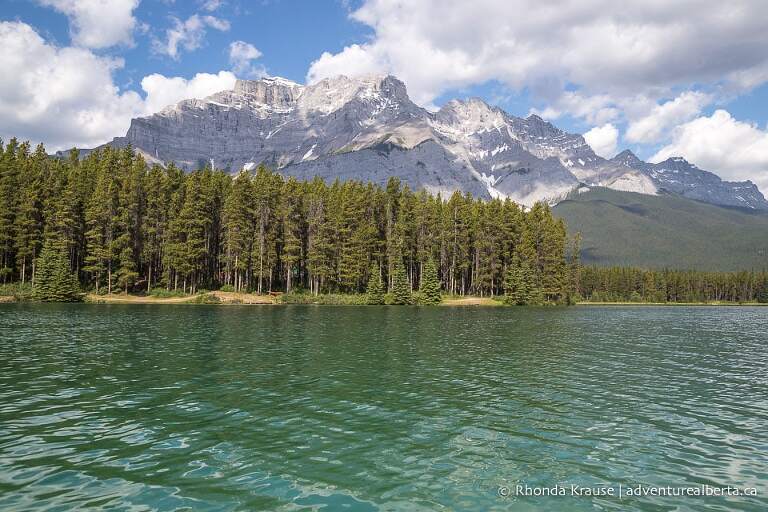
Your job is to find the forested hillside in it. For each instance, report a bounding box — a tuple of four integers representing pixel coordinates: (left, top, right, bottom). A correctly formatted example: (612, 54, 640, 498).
(0, 139, 574, 300)
(554, 187, 768, 271)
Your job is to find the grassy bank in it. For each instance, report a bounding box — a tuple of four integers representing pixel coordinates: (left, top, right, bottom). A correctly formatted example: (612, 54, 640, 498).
(3, 288, 764, 306)
(0, 290, 505, 306)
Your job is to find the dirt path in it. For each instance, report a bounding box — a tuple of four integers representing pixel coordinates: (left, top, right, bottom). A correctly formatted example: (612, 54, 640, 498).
(441, 297, 501, 306)
(85, 291, 276, 305)
(86, 293, 196, 304)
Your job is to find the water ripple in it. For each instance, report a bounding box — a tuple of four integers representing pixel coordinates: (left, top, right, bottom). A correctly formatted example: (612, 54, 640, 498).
(0, 304, 766, 511)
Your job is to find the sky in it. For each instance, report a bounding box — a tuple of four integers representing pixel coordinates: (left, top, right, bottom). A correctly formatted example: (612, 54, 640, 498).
(2, 0, 768, 190)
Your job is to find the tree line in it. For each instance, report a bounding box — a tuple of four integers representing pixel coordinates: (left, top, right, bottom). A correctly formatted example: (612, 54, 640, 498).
(579, 266, 768, 303)
(0, 139, 577, 303)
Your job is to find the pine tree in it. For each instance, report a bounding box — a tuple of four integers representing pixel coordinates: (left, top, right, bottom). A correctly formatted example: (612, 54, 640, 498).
(418, 259, 441, 305)
(306, 177, 334, 294)
(504, 260, 529, 305)
(281, 177, 305, 292)
(223, 170, 254, 291)
(566, 233, 582, 304)
(33, 241, 81, 302)
(83, 154, 118, 294)
(141, 164, 167, 291)
(113, 153, 144, 293)
(0, 138, 19, 282)
(365, 264, 385, 305)
(390, 262, 412, 305)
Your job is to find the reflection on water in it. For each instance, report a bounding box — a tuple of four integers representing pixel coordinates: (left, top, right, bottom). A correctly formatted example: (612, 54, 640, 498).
(0, 304, 766, 511)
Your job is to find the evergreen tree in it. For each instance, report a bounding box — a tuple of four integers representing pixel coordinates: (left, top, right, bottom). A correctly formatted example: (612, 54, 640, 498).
(223, 170, 254, 291)
(306, 177, 334, 294)
(390, 262, 412, 305)
(33, 241, 81, 302)
(365, 264, 385, 305)
(418, 259, 441, 305)
(566, 233, 582, 304)
(0, 139, 19, 282)
(14, 155, 44, 285)
(280, 178, 305, 292)
(504, 260, 529, 305)
(83, 154, 118, 293)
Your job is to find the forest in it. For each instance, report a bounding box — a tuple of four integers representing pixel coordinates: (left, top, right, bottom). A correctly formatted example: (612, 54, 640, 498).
(0, 139, 576, 303)
(580, 266, 768, 303)
(1, 138, 766, 305)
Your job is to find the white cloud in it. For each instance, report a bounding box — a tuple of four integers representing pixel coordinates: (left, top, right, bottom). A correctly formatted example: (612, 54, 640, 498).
(0, 21, 143, 150)
(201, 0, 223, 11)
(0, 21, 237, 151)
(307, 1, 768, 124)
(583, 123, 619, 159)
(154, 14, 230, 59)
(203, 15, 230, 31)
(228, 41, 265, 78)
(626, 91, 712, 144)
(39, 0, 139, 48)
(141, 71, 237, 113)
(309, 44, 390, 87)
(651, 110, 768, 191)
(532, 91, 620, 126)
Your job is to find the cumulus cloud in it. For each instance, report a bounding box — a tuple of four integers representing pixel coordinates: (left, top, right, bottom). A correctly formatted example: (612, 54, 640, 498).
(309, 44, 390, 87)
(39, 0, 139, 48)
(228, 41, 265, 78)
(154, 14, 230, 59)
(626, 91, 713, 144)
(0, 21, 143, 150)
(583, 124, 619, 159)
(307, 0, 768, 124)
(651, 110, 768, 191)
(141, 71, 237, 113)
(0, 21, 238, 151)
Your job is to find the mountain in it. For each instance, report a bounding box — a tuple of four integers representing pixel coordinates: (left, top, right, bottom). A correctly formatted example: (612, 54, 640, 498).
(80, 74, 768, 210)
(553, 187, 768, 270)
(609, 151, 766, 209)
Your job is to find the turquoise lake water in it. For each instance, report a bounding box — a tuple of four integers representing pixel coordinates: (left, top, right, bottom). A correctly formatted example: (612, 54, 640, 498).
(0, 304, 766, 511)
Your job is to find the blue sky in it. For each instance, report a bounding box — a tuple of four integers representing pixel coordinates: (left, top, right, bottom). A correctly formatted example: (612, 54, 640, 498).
(2, 0, 768, 189)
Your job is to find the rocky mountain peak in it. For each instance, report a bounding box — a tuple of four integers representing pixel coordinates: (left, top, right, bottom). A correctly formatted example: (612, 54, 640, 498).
(434, 97, 506, 131)
(295, 74, 413, 116)
(228, 76, 303, 109)
(612, 149, 643, 168)
(657, 156, 696, 170)
(517, 113, 562, 138)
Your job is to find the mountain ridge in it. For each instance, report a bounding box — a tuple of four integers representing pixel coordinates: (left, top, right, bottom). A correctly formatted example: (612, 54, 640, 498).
(73, 74, 768, 210)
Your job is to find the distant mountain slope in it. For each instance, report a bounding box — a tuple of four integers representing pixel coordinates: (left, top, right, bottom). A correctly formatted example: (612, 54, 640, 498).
(553, 187, 768, 270)
(70, 74, 768, 210)
(610, 150, 766, 210)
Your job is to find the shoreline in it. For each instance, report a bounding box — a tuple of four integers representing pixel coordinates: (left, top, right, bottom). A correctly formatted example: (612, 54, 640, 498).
(576, 301, 768, 307)
(1, 293, 766, 306)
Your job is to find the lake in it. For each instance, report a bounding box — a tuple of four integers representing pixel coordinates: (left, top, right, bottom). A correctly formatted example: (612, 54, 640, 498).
(0, 304, 766, 511)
